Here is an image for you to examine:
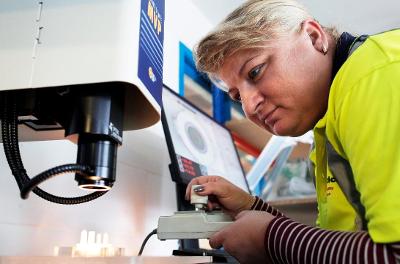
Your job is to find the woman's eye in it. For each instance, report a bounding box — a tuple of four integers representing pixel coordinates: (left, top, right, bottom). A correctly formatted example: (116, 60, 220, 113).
(248, 64, 264, 81)
(233, 93, 241, 102)
(228, 90, 241, 102)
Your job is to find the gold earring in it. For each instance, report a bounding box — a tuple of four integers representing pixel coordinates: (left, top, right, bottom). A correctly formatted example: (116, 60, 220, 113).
(322, 45, 328, 55)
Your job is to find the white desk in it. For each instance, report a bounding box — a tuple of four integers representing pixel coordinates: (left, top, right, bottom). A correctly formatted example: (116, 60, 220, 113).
(0, 256, 212, 264)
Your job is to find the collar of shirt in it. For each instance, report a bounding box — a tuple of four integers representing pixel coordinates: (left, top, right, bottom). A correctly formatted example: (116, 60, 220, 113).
(314, 32, 357, 130)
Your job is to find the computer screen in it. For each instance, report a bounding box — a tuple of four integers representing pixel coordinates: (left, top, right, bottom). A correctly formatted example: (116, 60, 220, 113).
(161, 85, 250, 193)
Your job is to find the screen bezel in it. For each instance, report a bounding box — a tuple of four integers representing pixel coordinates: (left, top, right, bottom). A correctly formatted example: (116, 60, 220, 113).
(161, 84, 250, 193)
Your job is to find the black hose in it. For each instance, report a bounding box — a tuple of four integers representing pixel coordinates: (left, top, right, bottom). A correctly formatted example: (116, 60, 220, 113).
(20, 164, 93, 199)
(1, 96, 25, 189)
(1, 93, 108, 205)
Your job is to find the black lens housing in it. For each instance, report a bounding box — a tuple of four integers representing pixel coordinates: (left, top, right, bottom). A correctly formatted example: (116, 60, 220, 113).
(65, 88, 124, 190)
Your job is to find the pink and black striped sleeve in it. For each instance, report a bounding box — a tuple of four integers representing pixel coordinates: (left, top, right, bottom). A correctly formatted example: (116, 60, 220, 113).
(250, 195, 284, 217)
(250, 196, 400, 263)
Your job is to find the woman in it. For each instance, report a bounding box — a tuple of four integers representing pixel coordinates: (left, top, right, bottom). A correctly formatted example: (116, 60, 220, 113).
(185, 0, 400, 263)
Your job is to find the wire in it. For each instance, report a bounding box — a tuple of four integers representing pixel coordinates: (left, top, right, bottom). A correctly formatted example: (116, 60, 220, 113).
(20, 164, 92, 199)
(1, 91, 108, 204)
(138, 228, 157, 256)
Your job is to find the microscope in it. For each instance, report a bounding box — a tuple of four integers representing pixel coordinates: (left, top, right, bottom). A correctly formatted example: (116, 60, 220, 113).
(0, 0, 164, 204)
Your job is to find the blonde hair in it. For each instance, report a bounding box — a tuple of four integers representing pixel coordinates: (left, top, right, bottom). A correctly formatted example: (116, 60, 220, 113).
(194, 0, 339, 78)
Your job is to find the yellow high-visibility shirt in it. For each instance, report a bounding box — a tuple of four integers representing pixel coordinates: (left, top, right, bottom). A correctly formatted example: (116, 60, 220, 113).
(313, 29, 400, 243)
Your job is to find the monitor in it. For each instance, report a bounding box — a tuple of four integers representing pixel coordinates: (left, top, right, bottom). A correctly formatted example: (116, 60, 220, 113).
(161, 85, 250, 194)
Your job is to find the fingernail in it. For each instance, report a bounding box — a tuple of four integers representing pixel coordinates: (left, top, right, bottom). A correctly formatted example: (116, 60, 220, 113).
(194, 186, 204, 192)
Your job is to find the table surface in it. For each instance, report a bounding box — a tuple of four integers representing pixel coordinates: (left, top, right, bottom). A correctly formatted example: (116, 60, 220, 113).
(0, 256, 214, 264)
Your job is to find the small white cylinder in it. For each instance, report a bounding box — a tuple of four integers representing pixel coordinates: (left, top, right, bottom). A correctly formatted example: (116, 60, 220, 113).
(79, 230, 88, 245)
(190, 185, 208, 208)
(88, 231, 96, 245)
(96, 233, 102, 245)
(102, 233, 109, 245)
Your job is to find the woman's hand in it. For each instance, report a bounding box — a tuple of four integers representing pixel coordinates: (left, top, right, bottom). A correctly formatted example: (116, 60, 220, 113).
(185, 176, 255, 217)
(210, 210, 275, 264)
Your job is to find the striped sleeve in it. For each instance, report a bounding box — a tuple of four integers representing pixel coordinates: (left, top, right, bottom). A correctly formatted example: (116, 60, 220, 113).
(265, 216, 400, 264)
(250, 196, 284, 217)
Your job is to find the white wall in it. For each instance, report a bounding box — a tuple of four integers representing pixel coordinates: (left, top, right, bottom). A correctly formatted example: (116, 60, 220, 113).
(191, 0, 400, 36)
(0, 0, 213, 256)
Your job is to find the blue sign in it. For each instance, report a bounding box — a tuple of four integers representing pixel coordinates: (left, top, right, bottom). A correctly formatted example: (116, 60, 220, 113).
(138, 0, 165, 106)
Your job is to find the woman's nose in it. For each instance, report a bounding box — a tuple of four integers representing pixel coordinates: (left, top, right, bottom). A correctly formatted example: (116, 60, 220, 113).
(241, 88, 263, 117)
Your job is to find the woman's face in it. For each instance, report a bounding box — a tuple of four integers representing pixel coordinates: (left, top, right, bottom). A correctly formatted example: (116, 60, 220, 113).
(217, 23, 333, 136)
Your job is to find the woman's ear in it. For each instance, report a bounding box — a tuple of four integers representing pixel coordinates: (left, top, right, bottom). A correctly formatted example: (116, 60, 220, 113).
(301, 19, 329, 55)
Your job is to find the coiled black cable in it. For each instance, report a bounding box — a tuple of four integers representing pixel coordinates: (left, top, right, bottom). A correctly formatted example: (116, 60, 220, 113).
(1, 95, 26, 189)
(20, 164, 93, 199)
(1, 93, 107, 204)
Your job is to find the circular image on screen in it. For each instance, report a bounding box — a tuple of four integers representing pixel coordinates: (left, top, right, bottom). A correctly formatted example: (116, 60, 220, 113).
(185, 124, 207, 154)
(175, 111, 214, 166)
